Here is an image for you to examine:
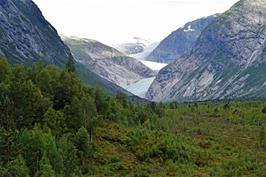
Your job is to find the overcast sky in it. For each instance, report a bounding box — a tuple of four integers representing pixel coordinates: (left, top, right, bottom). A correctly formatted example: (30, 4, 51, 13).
(33, 0, 239, 45)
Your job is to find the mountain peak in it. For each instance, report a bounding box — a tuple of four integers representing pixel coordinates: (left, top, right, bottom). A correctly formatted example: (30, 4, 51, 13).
(147, 14, 219, 63)
(146, 0, 266, 102)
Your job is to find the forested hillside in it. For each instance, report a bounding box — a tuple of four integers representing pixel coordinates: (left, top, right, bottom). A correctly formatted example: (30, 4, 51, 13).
(0, 57, 266, 176)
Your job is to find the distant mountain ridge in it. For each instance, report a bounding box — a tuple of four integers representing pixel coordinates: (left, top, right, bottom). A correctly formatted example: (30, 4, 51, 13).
(64, 37, 156, 88)
(147, 14, 219, 63)
(147, 0, 266, 102)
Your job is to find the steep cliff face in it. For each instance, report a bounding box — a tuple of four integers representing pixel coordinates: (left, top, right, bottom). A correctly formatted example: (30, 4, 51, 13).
(0, 0, 70, 66)
(147, 14, 218, 63)
(147, 0, 266, 102)
(64, 37, 156, 88)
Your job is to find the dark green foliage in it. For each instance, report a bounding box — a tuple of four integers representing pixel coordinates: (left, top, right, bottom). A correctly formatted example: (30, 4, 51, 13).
(211, 152, 263, 177)
(0, 84, 13, 129)
(259, 125, 266, 149)
(80, 96, 97, 142)
(4, 155, 30, 177)
(35, 152, 55, 177)
(63, 96, 84, 130)
(223, 102, 230, 110)
(262, 106, 266, 113)
(75, 127, 92, 158)
(1, 57, 266, 176)
(116, 93, 128, 108)
(0, 128, 5, 162)
(94, 88, 108, 114)
(17, 126, 62, 176)
(65, 54, 76, 73)
(43, 108, 65, 137)
(10, 80, 51, 129)
(35, 68, 54, 97)
(0, 57, 10, 83)
(53, 70, 80, 110)
(58, 134, 80, 176)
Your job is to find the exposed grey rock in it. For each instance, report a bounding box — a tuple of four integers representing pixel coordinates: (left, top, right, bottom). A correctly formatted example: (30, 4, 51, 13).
(0, 48, 4, 56)
(76, 63, 150, 103)
(0, 0, 70, 66)
(146, 0, 266, 102)
(64, 37, 156, 88)
(147, 14, 218, 63)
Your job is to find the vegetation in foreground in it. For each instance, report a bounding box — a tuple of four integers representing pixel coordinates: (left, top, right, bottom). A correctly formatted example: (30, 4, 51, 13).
(0, 57, 266, 177)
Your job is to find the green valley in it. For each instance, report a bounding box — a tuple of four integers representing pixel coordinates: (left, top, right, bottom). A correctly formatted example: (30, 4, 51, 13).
(0, 58, 265, 176)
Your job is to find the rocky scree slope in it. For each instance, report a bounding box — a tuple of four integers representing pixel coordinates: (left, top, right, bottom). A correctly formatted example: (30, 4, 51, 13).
(64, 37, 156, 88)
(146, 0, 266, 102)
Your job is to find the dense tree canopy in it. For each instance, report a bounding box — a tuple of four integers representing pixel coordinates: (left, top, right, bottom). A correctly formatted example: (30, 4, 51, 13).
(0, 57, 266, 176)
(0, 57, 163, 176)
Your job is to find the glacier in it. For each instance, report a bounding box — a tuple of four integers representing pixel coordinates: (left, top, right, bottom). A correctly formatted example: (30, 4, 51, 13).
(125, 77, 156, 98)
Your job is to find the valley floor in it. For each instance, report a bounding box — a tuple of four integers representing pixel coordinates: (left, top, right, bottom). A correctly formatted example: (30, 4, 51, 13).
(1, 58, 266, 177)
(87, 101, 266, 176)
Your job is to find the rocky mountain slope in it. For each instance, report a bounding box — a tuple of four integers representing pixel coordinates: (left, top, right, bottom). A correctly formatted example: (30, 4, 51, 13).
(146, 0, 266, 102)
(147, 14, 218, 63)
(77, 63, 149, 103)
(64, 37, 156, 88)
(0, 0, 143, 98)
(0, 0, 70, 66)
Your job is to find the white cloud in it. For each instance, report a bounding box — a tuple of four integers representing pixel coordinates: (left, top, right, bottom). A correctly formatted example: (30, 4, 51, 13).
(33, 0, 239, 45)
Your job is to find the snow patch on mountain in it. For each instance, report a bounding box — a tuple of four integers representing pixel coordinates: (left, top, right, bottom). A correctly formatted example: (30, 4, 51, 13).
(183, 25, 195, 32)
